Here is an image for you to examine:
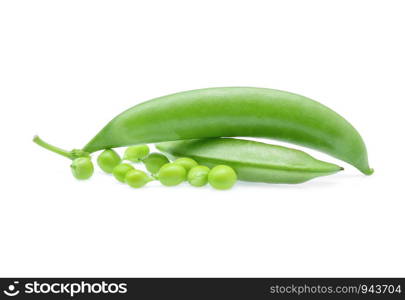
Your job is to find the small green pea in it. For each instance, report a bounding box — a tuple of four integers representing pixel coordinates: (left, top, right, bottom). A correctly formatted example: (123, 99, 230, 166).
(97, 149, 121, 173)
(143, 152, 169, 174)
(208, 165, 237, 190)
(70, 157, 94, 180)
(125, 169, 153, 188)
(173, 157, 198, 173)
(187, 165, 210, 187)
(112, 163, 135, 183)
(157, 163, 186, 186)
(123, 145, 150, 162)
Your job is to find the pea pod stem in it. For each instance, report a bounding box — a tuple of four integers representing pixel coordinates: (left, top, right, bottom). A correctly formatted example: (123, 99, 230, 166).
(33, 135, 89, 160)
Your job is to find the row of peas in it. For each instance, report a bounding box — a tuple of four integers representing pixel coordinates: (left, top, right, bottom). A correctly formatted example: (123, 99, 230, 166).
(71, 144, 237, 190)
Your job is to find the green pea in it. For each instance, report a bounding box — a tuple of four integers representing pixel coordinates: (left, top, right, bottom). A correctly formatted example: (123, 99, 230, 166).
(125, 169, 153, 188)
(143, 152, 169, 174)
(187, 165, 210, 187)
(97, 149, 121, 173)
(208, 165, 237, 190)
(112, 163, 134, 183)
(157, 163, 186, 186)
(123, 145, 150, 162)
(70, 157, 94, 180)
(173, 157, 198, 173)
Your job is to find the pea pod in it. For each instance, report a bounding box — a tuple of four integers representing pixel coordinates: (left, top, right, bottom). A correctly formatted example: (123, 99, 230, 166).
(34, 87, 372, 174)
(157, 138, 343, 184)
(82, 87, 372, 174)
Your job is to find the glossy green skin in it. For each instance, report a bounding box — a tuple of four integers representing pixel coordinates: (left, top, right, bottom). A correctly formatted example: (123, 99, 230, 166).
(142, 152, 169, 174)
(157, 163, 186, 186)
(123, 145, 150, 162)
(157, 138, 343, 184)
(125, 169, 152, 188)
(82, 87, 372, 174)
(173, 157, 198, 173)
(187, 165, 210, 187)
(97, 149, 121, 173)
(70, 157, 94, 180)
(208, 165, 237, 190)
(112, 163, 134, 183)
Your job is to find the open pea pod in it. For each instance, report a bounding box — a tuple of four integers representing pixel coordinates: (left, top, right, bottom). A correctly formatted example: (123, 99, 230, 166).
(157, 138, 343, 184)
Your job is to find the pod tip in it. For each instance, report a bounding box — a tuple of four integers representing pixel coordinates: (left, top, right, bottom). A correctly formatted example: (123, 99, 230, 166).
(364, 168, 374, 175)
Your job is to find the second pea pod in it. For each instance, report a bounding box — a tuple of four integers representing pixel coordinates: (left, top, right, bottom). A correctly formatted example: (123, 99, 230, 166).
(157, 138, 343, 184)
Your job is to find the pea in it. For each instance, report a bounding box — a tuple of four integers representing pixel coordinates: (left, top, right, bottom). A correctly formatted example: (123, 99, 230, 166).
(70, 157, 94, 180)
(173, 157, 198, 173)
(97, 149, 121, 173)
(123, 145, 150, 162)
(143, 152, 169, 174)
(112, 163, 135, 183)
(208, 165, 237, 190)
(125, 169, 153, 188)
(157, 163, 186, 186)
(187, 165, 210, 187)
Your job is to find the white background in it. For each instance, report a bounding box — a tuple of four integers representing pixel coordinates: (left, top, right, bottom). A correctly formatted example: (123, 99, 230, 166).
(0, 0, 404, 277)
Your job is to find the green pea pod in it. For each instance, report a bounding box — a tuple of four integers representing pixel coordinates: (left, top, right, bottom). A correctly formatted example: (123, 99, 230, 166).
(34, 87, 372, 175)
(82, 88, 372, 174)
(157, 138, 343, 184)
